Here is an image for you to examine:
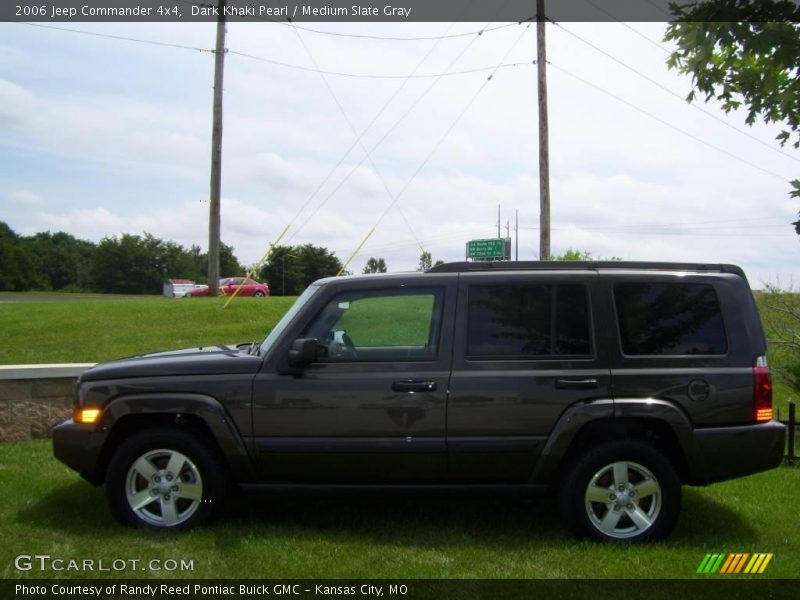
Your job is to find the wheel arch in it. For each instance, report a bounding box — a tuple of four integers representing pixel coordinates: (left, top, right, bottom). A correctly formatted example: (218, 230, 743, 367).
(531, 398, 693, 485)
(557, 417, 691, 486)
(94, 393, 256, 484)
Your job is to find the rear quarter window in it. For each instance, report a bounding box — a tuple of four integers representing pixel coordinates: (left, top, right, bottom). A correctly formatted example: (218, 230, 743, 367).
(614, 282, 727, 356)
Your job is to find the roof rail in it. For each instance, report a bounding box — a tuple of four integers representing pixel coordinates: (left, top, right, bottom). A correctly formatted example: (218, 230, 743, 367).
(427, 261, 744, 276)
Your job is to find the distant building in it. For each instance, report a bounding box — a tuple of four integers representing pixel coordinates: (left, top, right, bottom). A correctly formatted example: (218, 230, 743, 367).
(163, 279, 197, 298)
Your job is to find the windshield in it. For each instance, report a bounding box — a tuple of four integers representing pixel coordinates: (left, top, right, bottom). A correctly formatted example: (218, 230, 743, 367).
(258, 285, 320, 356)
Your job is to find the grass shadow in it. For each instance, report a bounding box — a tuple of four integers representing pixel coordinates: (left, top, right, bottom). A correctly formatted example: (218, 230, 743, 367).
(220, 491, 569, 550)
(217, 484, 761, 552)
(16, 481, 115, 535)
(17, 480, 760, 553)
(671, 488, 759, 544)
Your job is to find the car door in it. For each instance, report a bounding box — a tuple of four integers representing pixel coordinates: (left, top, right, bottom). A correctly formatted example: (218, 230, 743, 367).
(222, 277, 245, 296)
(250, 274, 457, 483)
(447, 270, 612, 482)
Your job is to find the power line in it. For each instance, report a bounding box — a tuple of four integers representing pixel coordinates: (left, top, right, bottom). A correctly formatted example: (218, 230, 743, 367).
(331, 227, 498, 257)
(523, 215, 790, 231)
(287, 19, 514, 245)
(18, 22, 213, 53)
(21, 21, 532, 80)
(277, 20, 528, 41)
(285, 21, 426, 255)
(280, 0, 523, 261)
(548, 61, 792, 182)
(337, 23, 534, 273)
(579, 0, 672, 54)
(229, 50, 533, 79)
(552, 21, 800, 165)
(281, 22, 463, 250)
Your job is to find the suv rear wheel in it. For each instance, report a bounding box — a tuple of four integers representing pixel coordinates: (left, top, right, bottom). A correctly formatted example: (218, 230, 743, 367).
(559, 440, 681, 541)
(106, 427, 226, 530)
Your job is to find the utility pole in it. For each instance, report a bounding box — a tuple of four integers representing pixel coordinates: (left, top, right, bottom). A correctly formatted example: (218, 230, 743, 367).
(207, 0, 227, 296)
(515, 209, 519, 261)
(537, 0, 551, 261)
(497, 204, 501, 238)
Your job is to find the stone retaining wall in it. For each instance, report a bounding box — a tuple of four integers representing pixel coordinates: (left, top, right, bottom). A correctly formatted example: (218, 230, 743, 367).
(0, 365, 94, 442)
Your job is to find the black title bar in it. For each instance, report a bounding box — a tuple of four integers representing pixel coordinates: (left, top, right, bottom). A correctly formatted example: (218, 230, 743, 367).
(3, 0, 800, 23)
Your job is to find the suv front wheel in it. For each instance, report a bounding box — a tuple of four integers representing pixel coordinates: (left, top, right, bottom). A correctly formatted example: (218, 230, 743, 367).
(559, 440, 681, 542)
(106, 427, 227, 530)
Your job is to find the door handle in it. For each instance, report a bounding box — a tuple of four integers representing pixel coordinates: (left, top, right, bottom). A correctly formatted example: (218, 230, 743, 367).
(555, 378, 598, 390)
(392, 380, 437, 393)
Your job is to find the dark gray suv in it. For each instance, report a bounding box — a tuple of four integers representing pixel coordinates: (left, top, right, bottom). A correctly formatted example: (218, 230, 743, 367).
(53, 261, 786, 541)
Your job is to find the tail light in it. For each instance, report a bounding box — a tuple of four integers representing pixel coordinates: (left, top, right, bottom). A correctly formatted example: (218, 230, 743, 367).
(754, 355, 773, 422)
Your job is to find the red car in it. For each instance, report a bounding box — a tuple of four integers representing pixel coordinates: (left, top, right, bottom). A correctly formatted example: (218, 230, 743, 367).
(186, 277, 270, 297)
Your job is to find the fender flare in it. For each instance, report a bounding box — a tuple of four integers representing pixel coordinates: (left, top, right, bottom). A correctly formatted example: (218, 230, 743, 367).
(530, 398, 695, 484)
(99, 392, 257, 481)
(613, 398, 694, 452)
(530, 399, 614, 483)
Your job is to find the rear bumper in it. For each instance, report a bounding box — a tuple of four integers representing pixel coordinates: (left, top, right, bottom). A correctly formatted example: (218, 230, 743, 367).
(689, 421, 786, 485)
(52, 419, 107, 484)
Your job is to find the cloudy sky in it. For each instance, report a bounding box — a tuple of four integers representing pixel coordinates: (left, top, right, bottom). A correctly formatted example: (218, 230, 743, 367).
(1, 15, 798, 284)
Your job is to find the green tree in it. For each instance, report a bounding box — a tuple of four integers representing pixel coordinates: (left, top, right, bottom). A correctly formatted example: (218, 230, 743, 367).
(416, 251, 443, 271)
(664, 0, 800, 232)
(259, 244, 342, 295)
(92, 234, 158, 293)
(362, 257, 387, 274)
(417, 251, 432, 271)
(92, 233, 244, 294)
(759, 283, 800, 393)
(23, 231, 95, 291)
(0, 222, 40, 291)
(552, 248, 594, 261)
(550, 249, 622, 261)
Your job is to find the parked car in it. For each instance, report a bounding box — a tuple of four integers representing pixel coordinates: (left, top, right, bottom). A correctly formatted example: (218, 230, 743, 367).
(186, 277, 270, 297)
(53, 261, 785, 540)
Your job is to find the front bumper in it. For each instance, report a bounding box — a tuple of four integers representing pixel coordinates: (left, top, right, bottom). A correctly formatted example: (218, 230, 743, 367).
(52, 419, 108, 485)
(690, 421, 786, 485)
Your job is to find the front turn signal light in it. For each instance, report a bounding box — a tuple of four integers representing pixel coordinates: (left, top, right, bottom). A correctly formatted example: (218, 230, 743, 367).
(76, 407, 101, 424)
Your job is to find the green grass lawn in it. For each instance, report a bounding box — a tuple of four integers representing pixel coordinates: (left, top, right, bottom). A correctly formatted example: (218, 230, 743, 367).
(0, 295, 296, 365)
(0, 440, 797, 579)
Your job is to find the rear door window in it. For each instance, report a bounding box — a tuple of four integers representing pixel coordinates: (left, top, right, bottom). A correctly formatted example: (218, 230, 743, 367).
(466, 283, 592, 359)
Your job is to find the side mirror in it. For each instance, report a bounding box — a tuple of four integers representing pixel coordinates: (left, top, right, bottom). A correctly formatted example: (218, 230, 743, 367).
(287, 338, 320, 368)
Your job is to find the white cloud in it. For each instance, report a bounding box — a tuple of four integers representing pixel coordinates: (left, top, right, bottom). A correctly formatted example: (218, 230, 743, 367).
(8, 190, 43, 207)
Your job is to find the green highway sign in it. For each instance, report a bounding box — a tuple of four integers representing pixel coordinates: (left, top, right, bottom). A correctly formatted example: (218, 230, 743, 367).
(466, 238, 507, 260)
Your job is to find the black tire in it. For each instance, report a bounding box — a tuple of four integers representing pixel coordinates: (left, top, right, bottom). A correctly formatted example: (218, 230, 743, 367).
(558, 441, 681, 542)
(254, 291, 265, 297)
(105, 427, 227, 531)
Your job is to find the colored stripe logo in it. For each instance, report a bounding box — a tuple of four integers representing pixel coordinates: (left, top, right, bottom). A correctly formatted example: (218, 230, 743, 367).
(696, 553, 773, 574)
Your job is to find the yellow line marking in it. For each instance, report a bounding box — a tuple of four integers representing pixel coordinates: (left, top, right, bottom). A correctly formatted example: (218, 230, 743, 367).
(223, 223, 290, 309)
(758, 554, 773, 574)
(743, 554, 759, 574)
(337, 225, 376, 276)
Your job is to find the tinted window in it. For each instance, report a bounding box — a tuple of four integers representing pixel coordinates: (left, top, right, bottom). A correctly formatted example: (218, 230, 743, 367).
(304, 289, 443, 362)
(614, 282, 727, 355)
(467, 284, 591, 359)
